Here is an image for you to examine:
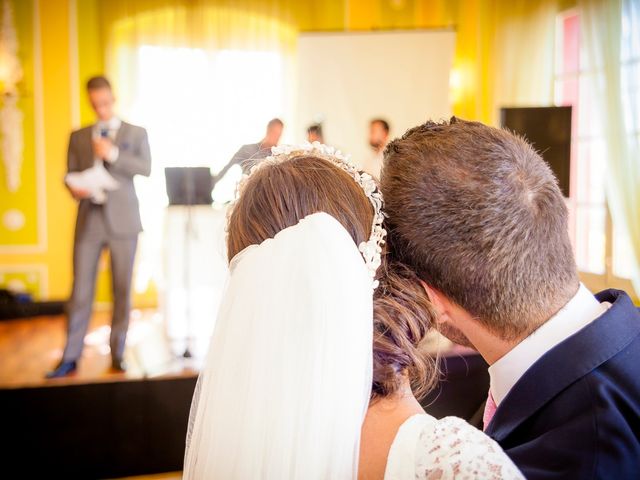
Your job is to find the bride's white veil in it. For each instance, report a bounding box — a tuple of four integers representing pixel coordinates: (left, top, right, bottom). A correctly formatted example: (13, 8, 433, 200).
(183, 212, 374, 479)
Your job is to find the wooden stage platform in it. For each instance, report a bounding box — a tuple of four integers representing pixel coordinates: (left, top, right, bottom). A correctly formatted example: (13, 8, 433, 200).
(0, 310, 198, 478)
(0, 310, 197, 389)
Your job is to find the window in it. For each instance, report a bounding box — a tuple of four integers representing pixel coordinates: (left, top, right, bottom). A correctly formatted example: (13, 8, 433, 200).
(133, 46, 286, 206)
(614, 0, 640, 280)
(126, 46, 288, 295)
(554, 10, 636, 293)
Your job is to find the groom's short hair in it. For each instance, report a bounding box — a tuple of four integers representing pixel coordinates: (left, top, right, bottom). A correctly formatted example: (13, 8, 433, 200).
(380, 118, 579, 340)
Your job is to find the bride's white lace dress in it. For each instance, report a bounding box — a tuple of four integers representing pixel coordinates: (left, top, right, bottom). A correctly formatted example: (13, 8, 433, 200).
(384, 414, 524, 479)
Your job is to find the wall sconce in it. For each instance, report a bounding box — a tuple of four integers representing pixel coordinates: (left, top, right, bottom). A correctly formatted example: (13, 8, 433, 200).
(449, 66, 464, 107)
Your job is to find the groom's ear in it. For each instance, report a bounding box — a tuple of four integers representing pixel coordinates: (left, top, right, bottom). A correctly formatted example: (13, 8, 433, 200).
(419, 281, 453, 325)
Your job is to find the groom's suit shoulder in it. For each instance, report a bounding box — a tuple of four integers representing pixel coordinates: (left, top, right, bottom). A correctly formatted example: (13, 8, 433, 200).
(486, 289, 640, 480)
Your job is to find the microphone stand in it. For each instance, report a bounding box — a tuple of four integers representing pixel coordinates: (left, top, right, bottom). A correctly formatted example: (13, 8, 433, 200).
(182, 169, 194, 359)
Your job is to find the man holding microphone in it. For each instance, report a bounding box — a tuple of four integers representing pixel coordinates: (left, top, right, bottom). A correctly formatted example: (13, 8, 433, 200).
(47, 76, 151, 378)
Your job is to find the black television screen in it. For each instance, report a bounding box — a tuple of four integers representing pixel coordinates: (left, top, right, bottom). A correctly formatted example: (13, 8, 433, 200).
(165, 167, 213, 206)
(500, 106, 572, 197)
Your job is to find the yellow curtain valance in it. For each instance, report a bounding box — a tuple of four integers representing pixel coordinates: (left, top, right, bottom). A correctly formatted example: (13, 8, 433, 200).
(94, 0, 571, 126)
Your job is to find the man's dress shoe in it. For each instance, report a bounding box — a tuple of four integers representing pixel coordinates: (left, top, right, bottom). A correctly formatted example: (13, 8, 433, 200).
(111, 358, 127, 372)
(45, 360, 77, 379)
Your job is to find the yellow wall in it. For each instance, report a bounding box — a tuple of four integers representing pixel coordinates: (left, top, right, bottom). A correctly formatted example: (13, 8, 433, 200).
(0, 0, 566, 305)
(0, 0, 150, 307)
(39, 0, 76, 300)
(0, 0, 76, 301)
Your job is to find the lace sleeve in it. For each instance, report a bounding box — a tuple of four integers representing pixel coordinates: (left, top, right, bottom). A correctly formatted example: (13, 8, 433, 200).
(414, 416, 524, 480)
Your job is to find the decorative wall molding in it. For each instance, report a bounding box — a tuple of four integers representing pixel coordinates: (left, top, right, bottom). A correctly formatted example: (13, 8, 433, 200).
(33, 0, 47, 253)
(0, 263, 48, 298)
(0, 0, 47, 254)
(0, 0, 24, 192)
(68, 0, 80, 129)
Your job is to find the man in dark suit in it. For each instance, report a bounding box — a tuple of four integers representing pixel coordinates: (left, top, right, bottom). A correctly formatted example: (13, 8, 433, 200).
(47, 76, 151, 378)
(380, 118, 640, 479)
(212, 118, 283, 184)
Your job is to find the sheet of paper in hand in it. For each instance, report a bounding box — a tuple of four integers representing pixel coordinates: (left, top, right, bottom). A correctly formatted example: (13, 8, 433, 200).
(65, 163, 119, 203)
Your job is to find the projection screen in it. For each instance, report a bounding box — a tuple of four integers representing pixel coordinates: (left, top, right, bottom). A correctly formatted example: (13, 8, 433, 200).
(296, 30, 456, 168)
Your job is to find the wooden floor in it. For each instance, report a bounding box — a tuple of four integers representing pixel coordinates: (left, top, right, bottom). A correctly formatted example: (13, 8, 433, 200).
(0, 307, 467, 390)
(0, 309, 198, 389)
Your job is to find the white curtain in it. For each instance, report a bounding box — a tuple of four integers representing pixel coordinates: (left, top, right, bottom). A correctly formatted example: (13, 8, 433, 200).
(99, 2, 297, 300)
(581, 0, 640, 293)
(492, 1, 558, 118)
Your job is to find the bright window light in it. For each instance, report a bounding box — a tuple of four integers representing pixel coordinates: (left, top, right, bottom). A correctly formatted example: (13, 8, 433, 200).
(126, 46, 287, 295)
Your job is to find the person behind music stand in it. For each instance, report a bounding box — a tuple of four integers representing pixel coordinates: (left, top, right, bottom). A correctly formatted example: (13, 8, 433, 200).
(212, 118, 283, 184)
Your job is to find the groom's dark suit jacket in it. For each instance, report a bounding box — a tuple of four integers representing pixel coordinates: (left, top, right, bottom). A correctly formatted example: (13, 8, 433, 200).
(486, 289, 640, 479)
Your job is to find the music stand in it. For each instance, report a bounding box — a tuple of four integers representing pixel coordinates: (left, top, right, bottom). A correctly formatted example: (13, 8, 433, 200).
(164, 167, 213, 358)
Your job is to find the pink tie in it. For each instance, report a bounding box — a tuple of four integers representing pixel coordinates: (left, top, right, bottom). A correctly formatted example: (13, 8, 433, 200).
(483, 391, 497, 431)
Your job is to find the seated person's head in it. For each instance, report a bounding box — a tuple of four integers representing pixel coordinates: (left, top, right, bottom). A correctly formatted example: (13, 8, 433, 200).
(228, 155, 438, 401)
(369, 119, 390, 151)
(307, 124, 324, 144)
(381, 118, 579, 345)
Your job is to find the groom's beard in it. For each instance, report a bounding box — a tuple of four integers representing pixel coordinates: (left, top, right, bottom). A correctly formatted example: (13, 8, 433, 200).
(438, 322, 475, 349)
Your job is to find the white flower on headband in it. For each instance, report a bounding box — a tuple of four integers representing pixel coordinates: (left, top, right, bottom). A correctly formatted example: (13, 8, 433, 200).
(234, 142, 386, 290)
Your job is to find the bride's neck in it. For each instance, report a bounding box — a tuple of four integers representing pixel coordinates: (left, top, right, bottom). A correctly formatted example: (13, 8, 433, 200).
(368, 380, 425, 417)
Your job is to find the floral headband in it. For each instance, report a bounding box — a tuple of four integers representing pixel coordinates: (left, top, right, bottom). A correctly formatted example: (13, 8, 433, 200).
(235, 142, 386, 290)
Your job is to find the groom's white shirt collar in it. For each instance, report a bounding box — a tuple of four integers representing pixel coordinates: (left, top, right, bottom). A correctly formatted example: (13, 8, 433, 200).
(489, 283, 610, 406)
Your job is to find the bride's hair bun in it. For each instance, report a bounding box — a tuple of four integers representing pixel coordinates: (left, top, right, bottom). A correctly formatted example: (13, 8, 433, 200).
(372, 259, 440, 401)
(227, 154, 439, 401)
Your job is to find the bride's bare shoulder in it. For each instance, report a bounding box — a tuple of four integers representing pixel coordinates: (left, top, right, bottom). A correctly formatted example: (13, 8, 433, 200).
(358, 392, 425, 480)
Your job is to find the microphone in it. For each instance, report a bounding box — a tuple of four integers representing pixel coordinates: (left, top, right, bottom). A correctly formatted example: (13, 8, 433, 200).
(98, 127, 112, 165)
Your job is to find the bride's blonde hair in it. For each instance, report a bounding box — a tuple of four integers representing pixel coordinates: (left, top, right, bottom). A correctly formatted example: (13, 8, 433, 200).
(227, 155, 439, 400)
